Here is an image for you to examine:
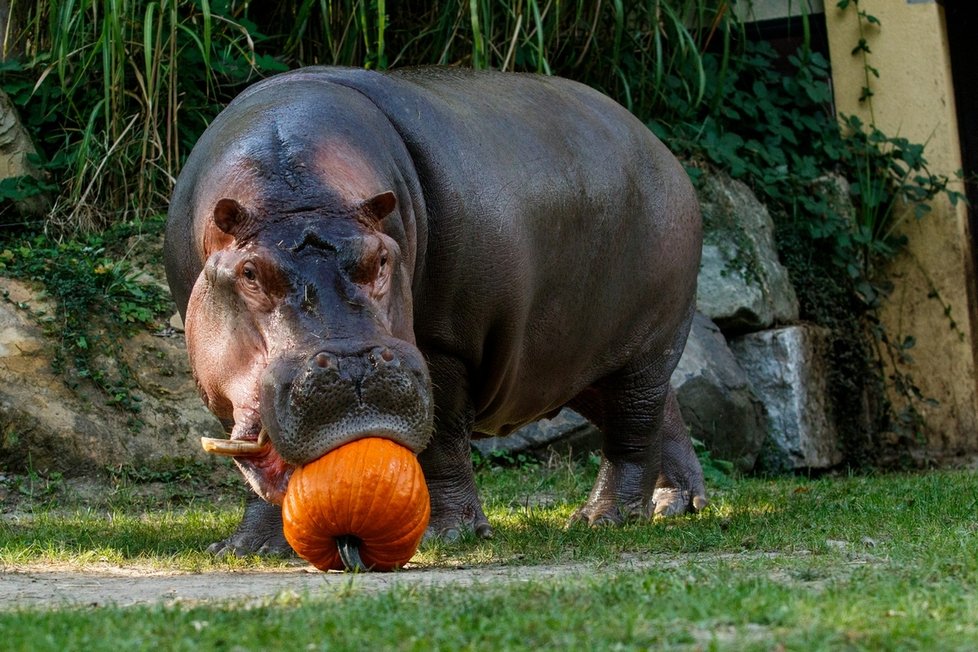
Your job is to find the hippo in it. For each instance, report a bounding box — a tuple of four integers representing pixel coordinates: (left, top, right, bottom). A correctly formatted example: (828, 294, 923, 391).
(164, 66, 707, 555)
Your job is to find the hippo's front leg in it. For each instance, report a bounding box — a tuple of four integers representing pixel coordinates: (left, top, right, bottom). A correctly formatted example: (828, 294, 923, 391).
(208, 493, 294, 557)
(419, 353, 493, 541)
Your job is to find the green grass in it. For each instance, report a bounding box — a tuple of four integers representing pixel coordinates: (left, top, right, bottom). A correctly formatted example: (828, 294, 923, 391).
(2, 462, 978, 650)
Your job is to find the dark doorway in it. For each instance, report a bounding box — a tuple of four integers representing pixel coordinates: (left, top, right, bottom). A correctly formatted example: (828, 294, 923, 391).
(945, 1, 978, 274)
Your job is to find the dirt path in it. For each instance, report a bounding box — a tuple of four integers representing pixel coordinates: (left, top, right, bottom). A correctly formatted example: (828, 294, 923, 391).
(2, 560, 635, 609)
(2, 551, 853, 610)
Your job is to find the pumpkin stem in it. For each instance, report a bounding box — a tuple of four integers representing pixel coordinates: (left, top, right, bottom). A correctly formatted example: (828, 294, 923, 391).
(336, 535, 369, 572)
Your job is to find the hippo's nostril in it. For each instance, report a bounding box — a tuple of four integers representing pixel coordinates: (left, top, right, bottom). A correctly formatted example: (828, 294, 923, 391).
(314, 352, 335, 369)
(369, 346, 397, 368)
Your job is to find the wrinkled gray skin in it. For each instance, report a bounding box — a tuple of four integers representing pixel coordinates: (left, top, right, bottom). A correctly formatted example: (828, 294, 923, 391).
(164, 67, 707, 556)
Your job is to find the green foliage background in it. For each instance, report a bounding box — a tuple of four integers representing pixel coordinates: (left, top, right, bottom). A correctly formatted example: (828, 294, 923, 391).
(0, 0, 963, 464)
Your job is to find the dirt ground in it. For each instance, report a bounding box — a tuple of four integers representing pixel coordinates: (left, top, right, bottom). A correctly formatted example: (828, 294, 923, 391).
(1, 560, 617, 609)
(0, 473, 644, 610)
(1, 549, 867, 610)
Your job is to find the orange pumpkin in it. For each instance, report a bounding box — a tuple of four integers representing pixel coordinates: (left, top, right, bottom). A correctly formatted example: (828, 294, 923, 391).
(282, 437, 430, 572)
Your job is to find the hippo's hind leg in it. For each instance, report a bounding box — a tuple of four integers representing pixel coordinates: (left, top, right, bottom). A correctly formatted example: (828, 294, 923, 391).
(208, 493, 294, 557)
(569, 363, 707, 526)
(418, 353, 493, 541)
(653, 389, 710, 516)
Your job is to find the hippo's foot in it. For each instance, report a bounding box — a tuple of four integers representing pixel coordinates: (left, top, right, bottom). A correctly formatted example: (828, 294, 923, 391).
(567, 458, 653, 527)
(208, 494, 295, 557)
(567, 467, 708, 527)
(418, 354, 495, 543)
(655, 389, 709, 516)
(568, 381, 708, 527)
(424, 485, 494, 542)
(568, 500, 643, 527)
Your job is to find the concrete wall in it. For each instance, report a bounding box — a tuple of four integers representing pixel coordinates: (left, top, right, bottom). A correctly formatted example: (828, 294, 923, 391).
(825, 0, 978, 453)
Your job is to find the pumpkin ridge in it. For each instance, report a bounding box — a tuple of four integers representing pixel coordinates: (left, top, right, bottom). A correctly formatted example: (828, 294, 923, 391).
(359, 475, 430, 567)
(299, 462, 343, 570)
(356, 441, 411, 538)
(351, 439, 381, 535)
(283, 467, 342, 570)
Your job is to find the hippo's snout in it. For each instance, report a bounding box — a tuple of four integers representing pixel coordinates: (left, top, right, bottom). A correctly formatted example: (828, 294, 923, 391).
(260, 341, 434, 465)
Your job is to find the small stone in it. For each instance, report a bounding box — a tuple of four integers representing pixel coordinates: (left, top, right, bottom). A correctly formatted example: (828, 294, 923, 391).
(169, 312, 185, 332)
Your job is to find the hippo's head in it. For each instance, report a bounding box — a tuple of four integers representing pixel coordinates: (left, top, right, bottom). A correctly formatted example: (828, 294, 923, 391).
(185, 191, 433, 504)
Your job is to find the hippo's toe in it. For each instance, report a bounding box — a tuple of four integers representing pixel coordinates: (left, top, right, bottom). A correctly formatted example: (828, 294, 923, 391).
(423, 511, 494, 543)
(207, 530, 295, 558)
(209, 494, 296, 557)
(422, 486, 494, 542)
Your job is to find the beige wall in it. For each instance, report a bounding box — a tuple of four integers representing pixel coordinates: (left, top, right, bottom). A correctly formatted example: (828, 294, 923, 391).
(825, 0, 978, 452)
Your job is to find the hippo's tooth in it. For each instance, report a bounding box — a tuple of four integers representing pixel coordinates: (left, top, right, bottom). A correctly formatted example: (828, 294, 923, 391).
(200, 431, 270, 457)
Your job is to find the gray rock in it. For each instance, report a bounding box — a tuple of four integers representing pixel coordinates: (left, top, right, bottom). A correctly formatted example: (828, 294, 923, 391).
(812, 173, 855, 225)
(0, 277, 224, 476)
(671, 312, 767, 471)
(696, 172, 799, 332)
(471, 408, 600, 463)
(729, 325, 842, 470)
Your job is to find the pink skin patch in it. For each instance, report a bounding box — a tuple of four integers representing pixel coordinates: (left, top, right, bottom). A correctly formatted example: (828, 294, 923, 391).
(234, 446, 293, 505)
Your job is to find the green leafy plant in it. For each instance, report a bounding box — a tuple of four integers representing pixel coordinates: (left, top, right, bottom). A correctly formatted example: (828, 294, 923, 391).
(472, 448, 542, 471)
(692, 437, 735, 487)
(836, 0, 881, 115)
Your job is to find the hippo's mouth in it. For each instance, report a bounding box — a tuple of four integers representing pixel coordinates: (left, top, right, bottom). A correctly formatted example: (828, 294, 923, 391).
(200, 426, 294, 505)
(201, 427, 272, 457)
(259, 343, 435, 466)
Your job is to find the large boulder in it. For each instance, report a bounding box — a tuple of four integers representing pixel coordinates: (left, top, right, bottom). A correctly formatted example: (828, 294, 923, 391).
(696, 172, 799, 332)
(729, 325, 843, 470)
(0, 277, 223, 475)
(671, 312, 767, 471)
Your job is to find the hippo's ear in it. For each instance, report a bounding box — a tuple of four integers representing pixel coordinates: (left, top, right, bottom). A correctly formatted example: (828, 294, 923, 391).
(214, 198, 248, 235)
(359, 191, 397, 226)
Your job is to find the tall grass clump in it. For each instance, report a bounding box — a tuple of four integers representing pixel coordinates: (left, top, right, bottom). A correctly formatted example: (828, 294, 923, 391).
(1, 0, 287, 230)
(0, 0, 735, 231)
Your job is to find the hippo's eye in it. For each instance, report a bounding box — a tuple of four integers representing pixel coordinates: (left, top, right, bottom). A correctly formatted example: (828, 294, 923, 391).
(379, 253, 388, 270)
(241, 262, 259, 284)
